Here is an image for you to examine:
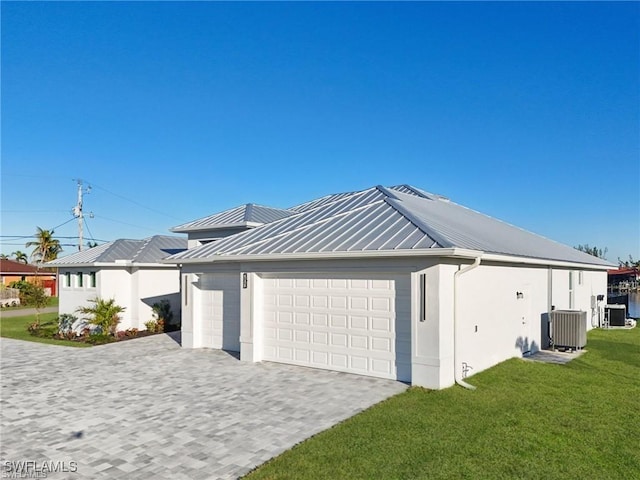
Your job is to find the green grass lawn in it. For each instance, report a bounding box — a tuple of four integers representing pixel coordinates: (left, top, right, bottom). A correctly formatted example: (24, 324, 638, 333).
(246, 327, 640, 480)
(0, 312, 90, 348)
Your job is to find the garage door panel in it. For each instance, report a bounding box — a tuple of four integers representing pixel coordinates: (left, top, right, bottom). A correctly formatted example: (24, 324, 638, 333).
(263, 273, 409, 381)
(312, 331, 328, 345)
(349, 297, 368, 310)
(350, 315, 368, 329)
(312, 314, 328, 326)
(312, 296, 328, 308)
(350, 356, 368, 371)
(350, 335, 368, 349)
(371, 317, 392, 331)
(330, 315, 347, 328)
(295, 349, 310, 362)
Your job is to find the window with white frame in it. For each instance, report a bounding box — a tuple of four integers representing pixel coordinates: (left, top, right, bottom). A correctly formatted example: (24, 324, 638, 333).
(77, 272, 83, 288)
(569, 271, 575, 309)
(65, 272, 71, 288)
(89, 272, 96, 288)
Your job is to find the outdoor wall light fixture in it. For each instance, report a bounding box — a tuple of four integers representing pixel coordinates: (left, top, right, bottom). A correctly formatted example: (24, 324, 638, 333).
(516, 291, 524, 299)
(242, 273, 248, 289)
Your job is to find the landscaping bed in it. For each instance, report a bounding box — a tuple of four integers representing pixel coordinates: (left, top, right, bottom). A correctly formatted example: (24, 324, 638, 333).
(0, 312, 177, 347)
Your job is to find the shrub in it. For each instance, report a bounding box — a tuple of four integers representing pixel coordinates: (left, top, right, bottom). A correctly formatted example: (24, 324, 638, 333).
(57, 313, 79, 334)
(152, 299, 173, 325)
(76, 297, 125, 336)
(9, 281, 48, 308)
(144, 319, 160, 333)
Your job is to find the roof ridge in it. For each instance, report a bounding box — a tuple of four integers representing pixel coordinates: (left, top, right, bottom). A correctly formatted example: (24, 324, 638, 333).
(244, 203, 254, 222)
(383, 196, 449, 248)
(130, 238, 151, 262)
(216, 200, 387, 256)
(290, 187, 376, 214)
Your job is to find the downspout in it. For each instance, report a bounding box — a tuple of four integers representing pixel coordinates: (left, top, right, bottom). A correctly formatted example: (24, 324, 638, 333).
(453, 255, 482, 390)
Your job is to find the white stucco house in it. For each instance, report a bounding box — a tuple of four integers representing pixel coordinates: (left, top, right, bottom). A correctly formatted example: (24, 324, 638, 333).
(48, 235, 186, 331)
(165, 185, 612, 390)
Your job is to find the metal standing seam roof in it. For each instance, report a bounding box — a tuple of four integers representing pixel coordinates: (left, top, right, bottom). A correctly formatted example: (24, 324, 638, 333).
(166, 184, 613, 267)
(171, 204, 294, 232)
(46, 236, 187, 266)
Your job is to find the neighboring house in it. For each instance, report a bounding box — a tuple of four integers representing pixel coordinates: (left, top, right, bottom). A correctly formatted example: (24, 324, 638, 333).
(47, 236, 186, 330)
(607, 267, 639, 290)
(165, 185, 612, 390)
(0, 259, 57, 296)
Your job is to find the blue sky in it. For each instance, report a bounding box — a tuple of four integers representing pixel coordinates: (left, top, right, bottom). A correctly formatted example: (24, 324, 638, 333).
(2, 1, 638, 264)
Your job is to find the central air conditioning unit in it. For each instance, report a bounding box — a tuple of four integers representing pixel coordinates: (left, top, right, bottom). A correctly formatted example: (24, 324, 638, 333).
(550, 310, 587, 350)
(605, 304, 627, 327)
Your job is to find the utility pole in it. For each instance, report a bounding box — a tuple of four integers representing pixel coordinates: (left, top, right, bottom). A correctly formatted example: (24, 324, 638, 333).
(72, 179, 91, 251)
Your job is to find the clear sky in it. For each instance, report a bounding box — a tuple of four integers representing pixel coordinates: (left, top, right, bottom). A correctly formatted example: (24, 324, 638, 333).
(2, 1, 638, 264)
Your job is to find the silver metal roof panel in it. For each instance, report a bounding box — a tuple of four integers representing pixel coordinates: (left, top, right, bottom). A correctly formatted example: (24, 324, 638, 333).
(47, 236, 186, 266)
(166, 184, 612, 267)
(171, 204, 293, 232)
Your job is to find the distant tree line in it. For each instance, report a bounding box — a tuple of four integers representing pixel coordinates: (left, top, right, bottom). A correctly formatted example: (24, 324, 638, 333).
(574, 244, 608, 259)
(574, 244, 640, 268)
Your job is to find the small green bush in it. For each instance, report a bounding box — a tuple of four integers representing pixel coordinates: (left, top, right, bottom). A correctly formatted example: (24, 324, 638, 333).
(76, 297, 125, 336)
(144, 319, 164, 333)
(9, 281, 48, 308)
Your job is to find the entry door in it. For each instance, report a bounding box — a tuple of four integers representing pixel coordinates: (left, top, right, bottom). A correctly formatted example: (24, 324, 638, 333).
(200, 273, 241, 352)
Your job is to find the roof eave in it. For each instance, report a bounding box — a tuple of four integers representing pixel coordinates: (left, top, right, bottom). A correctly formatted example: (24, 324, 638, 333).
(480, 252, 614, 270)
(51, 261, 177, 268)
(170, 222, 260, 233)
(162, 248, 483, 264)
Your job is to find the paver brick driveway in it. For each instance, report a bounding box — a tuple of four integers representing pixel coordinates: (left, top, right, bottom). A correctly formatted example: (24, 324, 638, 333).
(1, 334, 407, 479)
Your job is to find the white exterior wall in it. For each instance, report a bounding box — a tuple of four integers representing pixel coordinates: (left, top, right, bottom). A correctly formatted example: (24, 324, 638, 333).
(59, 265, 181, 332)
(135, 267, 182, 330)
(58, 268, 100, 317)
(448, 262, 608, 385)
(452, 263, 549, 381)
(179, 256, 607, 390)
(99, 269, 134, 329)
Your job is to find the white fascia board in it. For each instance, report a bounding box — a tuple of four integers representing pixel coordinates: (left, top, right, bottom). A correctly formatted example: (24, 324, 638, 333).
(162, 248, 484, 264)
(480, 252, 613, 270)
(170, 222, 257, 233)
(54, 262, 174, 268)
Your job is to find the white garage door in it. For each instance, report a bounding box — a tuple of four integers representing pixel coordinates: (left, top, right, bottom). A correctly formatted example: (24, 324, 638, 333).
(200, 273, 241, 352)
(262, 273, 411, 381)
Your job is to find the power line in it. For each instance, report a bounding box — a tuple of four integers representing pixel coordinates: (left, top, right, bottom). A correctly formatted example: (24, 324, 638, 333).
(88, 181, 182, 221)
(1, 210, 69, 213)
(91, 214, 169, 234)
(50, 217, 76, 231)
(83, 216, 98, 245)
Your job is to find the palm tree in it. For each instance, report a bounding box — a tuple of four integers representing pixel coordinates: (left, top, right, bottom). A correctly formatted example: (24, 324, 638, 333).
(11, 250, 28, 264)
(76, 297, 126, 336)
(26, 227, 62, 263)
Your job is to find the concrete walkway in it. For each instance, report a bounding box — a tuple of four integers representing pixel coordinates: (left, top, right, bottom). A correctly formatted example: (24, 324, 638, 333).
(0, 306, 58, 318)
(0, 334, 406, 479)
